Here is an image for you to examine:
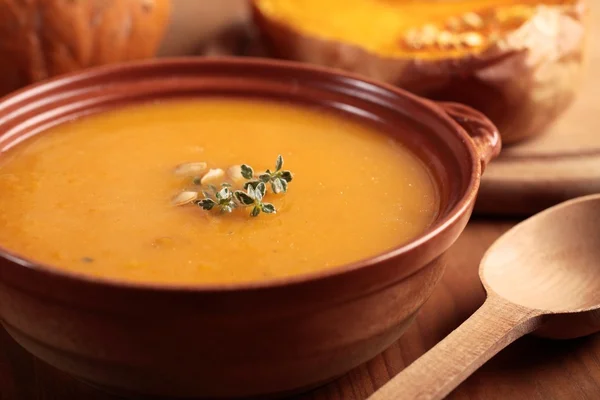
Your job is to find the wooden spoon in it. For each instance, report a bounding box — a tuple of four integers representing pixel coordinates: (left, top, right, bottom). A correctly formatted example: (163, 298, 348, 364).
(369, 194, 600, 400)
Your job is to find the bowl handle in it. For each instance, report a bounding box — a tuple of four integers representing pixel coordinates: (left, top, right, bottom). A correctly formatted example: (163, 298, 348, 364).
(437, 101, 502, 172)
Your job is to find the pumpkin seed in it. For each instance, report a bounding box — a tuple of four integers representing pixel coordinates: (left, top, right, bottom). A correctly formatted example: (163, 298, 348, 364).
(420, 24, 439, 45)
(200, 168, 225, 185)
(174, 162, 207, 176)
(460, 32, 484, 47)
(402, 28, 423, 49)
(171, 191, 198, 206)
(227, 165, 245, 184)
(446, 16, 463, 32)
(462, 12, 484, 29)
(437, 31, 456, 49)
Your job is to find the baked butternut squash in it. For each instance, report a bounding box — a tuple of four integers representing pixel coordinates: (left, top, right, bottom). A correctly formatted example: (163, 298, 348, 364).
(0, 0, 170, 97)
(252, 0, 587, 144)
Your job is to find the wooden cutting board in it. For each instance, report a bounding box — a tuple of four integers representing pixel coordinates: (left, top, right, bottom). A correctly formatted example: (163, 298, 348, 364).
(159, 0, 600, 216)
(476, 2, 600, 215)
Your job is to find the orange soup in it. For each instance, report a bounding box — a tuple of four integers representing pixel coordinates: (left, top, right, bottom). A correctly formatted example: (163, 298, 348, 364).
(0, 99, 439, 284)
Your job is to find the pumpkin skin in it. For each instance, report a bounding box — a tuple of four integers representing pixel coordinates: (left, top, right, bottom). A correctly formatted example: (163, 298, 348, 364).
(251, 0, 587, 144)
(0, 0, 170, 97)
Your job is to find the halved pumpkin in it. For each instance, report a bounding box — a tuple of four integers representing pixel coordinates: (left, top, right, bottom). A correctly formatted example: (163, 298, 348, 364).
(251, 0, 587, 144)
(0, 0, 170, 97)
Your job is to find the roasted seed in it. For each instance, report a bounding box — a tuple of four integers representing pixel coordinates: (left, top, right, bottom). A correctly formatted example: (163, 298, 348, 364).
(460, 32, 484, 47)
(437, 31, 456, 48)
(171, 191, 198, 206)
(422, 24, 439, 36)
(420, 24, 442, 46)
(227, 165, 245, 184)
(200, 168, 225, 185)
(446, 16, 463, 32)
(403, 28, 423, 49)
(174, 162, 207, 176)
(462, 12, 484, 29)
(403, 38, 423, 49)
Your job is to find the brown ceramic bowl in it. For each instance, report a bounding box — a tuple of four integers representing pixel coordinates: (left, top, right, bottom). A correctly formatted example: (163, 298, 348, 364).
(0, 58, 500, 399)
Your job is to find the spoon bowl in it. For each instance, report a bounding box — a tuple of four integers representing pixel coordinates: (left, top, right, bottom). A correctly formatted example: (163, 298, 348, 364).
(482, 195, 600, 313)
(370, 194, 600, 400)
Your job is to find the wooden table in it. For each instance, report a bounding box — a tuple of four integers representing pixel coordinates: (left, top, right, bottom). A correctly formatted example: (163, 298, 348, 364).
(3, 220, 600, 399)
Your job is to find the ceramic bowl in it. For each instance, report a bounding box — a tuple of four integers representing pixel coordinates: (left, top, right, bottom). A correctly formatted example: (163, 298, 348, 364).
(0, 57, 500, 398)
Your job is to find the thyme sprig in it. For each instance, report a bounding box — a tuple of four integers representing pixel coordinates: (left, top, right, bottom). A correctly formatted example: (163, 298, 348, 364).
(174, 155, 292, 217)
(242, 155, 293, 194)
(198, 184, 236, 213)
(234, 182, 276, 216)
(196, 182, 276, 217)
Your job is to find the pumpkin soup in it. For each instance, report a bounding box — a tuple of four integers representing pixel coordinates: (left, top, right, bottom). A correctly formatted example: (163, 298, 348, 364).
(0, 99, 438, 284)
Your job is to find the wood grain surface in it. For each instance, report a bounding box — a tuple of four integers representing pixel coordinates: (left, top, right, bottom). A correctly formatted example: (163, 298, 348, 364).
(476, 0, 600, 216)
(2, 220, 600, 399)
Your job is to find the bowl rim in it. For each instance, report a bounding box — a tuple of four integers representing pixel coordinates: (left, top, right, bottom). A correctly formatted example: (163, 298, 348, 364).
(0, 56, 481, 293)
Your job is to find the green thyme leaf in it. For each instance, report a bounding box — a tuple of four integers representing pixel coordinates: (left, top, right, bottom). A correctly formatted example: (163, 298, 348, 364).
(198, 198, 216, 210)
(261, 203, 276, 214)
(217, 187, 231, 202)
(280, 170, 293, 182)
(258, 173, 271, 183)
(271, 178, 284, 194)
(235, 190, 255, 205)
(241, 164, 254, 180)
(174, 155, 292, 218)
(244, 180, 260, 190)
(255, 182, 267, 201)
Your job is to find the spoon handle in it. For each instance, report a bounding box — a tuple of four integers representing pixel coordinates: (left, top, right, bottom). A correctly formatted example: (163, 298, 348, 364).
(368, 295, 543, 400)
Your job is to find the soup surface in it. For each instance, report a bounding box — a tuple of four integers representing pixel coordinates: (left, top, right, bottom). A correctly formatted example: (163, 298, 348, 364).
(0, 99, 438, 284)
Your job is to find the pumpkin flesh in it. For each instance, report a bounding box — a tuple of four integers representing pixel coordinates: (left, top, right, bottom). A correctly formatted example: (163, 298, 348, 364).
(253, 0, 586, 144)
(256, 0, 576, 58)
